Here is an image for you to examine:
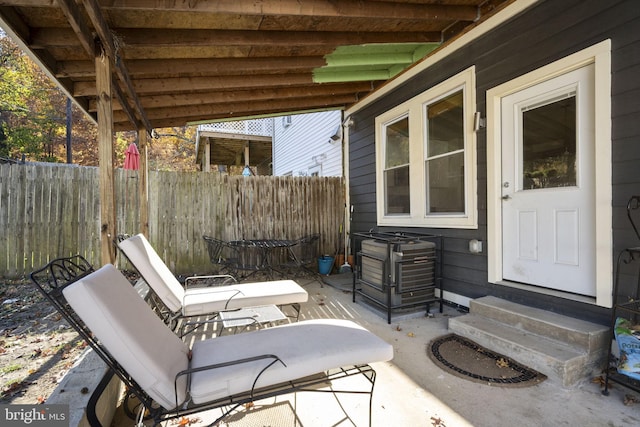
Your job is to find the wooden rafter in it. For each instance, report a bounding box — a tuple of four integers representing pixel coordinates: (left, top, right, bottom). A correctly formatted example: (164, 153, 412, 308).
(33, 28, 442, 48)
(3, 0, 479, 21)
(56, 56, 329, 78)
(111, 93, 358, 125)
(80, 0, 153, 134)
(88, 82, 373, 112)
(1, 0, 512, 130)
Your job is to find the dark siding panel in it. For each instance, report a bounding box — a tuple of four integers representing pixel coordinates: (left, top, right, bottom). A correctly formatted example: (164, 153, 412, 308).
(347, 0, 640, 322)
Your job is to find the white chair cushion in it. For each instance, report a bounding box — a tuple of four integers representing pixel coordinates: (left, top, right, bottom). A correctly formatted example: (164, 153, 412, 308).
(120, 234, 308, 317)
(62, 264, 190, 410)
(189, 319, 394, 404)
(119, 234, 185, 312)
(182, 280, 308, 316)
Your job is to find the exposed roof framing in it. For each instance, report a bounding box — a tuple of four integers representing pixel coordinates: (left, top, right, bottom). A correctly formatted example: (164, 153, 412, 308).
(0, 0, 511, 131)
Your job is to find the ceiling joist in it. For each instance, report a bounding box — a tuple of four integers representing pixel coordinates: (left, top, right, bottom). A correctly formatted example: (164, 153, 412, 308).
(0, 0, 511, 130)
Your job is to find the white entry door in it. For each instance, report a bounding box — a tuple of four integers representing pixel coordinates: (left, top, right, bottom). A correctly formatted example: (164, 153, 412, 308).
(501, 64, 596, 296)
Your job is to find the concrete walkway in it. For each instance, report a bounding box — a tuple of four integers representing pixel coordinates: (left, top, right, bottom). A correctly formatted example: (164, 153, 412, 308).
(112, 276, 640, 427)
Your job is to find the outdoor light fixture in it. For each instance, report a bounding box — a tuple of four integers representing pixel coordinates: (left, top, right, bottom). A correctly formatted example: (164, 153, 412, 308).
(473, 112, 486, 131)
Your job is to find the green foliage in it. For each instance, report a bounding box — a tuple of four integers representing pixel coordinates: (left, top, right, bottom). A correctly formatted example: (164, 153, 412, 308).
(0, 34, 68, 161)
(0, 32, 196, 170)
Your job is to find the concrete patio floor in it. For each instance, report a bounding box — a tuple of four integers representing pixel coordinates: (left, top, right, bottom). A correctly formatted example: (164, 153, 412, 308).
(111, 275, 640, 427)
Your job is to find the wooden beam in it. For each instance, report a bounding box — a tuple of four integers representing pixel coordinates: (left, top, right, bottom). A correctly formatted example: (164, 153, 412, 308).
(137, 129, 149, 237)
(112, 93, 358, 124)
(81, 0, 153, 134)
(113, 28, 442, 47)
(89, 82, 372, 112)
(74, 72, 317, 96)
(99, 0, 479, 21)
(56, 56, 329, 78)
(111, 77, 138, 127)
(34, 27, 441, 48)
(56, 0, 95, 57)
(95, 42, 117, 265)
(121, 104, 350, 131)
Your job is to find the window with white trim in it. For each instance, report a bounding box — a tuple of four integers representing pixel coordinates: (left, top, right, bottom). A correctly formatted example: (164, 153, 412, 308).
(375, 66, 477, 228)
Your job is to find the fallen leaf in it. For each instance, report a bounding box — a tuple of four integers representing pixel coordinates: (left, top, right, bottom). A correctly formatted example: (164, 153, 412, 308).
(591, 375, 611, 389)
(395, 325, 402, 331)
(496, 358, 510, 368)
(431, 416, 446, 427)
(624, 394, 640, 406)
(2, 381, 24, 397)
(407, 332, 415, 338)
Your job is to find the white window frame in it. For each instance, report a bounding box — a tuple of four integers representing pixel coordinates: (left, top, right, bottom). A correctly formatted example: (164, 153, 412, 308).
(375, 66, 478, 228)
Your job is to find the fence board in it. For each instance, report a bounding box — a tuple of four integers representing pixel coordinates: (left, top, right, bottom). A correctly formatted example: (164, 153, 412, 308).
(0, 163, 344, 278)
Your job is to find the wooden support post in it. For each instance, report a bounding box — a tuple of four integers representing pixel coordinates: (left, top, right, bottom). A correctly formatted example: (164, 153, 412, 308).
(138, 129, 149, 237)
(204, 138, 211, 172)
(95, 43, 117, 265)
(244, 141, 250, 166)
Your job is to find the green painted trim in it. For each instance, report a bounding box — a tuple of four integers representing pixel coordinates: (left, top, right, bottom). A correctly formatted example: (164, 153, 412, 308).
(313, 69, 391, 83)
(325, 53, 414, 67)
(314, 42, 440, 83)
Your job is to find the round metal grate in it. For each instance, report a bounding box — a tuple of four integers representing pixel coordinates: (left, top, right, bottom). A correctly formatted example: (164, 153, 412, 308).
(429, 334, 546, 385)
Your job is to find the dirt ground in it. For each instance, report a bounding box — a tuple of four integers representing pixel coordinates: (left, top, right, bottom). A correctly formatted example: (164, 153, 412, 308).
(0, 279, 85, 405)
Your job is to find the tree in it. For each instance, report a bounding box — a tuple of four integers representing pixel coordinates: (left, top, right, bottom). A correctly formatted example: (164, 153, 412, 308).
(1, 34, 68, 161)
(1, 30, 197, 170)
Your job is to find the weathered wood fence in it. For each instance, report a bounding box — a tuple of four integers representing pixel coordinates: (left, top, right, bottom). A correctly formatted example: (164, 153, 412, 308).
(0, 163, 345, 279)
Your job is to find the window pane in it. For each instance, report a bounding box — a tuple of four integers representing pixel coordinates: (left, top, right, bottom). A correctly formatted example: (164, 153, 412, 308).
(426, 152, 464, 213)
(385, 166, 410, 214)
(522, 96, 576, 190)
(427, 91, 464, 157)
(385, 117, 409, 168)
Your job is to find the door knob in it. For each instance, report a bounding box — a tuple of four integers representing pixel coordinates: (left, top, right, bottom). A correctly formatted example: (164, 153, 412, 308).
(502, 195, 511, 200)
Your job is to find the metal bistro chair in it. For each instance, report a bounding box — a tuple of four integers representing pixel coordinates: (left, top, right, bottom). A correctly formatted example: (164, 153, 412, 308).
(203, 235, 267, 279)
(280, 234, 320, 277)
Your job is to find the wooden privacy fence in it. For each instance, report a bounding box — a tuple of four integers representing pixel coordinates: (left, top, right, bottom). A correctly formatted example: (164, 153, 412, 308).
(0, 163, 345, 279)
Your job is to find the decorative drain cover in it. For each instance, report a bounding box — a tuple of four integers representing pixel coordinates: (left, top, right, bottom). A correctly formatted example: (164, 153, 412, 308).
(428, 334, 546, 387)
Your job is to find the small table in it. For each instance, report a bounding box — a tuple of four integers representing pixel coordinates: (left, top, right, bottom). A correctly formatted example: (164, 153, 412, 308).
(228, 239, 297, 278)
(218, 304, 287, 334)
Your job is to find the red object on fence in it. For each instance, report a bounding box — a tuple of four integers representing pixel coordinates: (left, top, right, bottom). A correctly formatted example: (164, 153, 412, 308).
(124, 143, 140, 170)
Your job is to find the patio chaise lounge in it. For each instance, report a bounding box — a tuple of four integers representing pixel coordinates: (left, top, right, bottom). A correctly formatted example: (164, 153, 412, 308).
(30, 257, 393, 426)
(118, 234, 308, 330)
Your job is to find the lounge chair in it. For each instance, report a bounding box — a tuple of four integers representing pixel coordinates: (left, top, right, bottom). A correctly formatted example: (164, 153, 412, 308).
(118, 234, 308, 330)
(30, 256, 393, 426)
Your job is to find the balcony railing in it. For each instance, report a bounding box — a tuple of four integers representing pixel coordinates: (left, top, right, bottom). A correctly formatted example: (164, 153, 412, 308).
(198, 119, 273, 137)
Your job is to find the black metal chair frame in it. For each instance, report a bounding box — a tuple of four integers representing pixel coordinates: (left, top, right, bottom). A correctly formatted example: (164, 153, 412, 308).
(279, 233, 321, 278)
(116, 234, 244, 335)
(30, 255, 378, 427)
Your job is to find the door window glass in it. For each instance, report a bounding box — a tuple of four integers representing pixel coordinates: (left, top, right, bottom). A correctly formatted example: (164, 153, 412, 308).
(522, 95, 576, 190)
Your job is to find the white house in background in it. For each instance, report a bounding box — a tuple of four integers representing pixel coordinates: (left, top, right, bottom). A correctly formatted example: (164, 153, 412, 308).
(272, 110, 343, 177)
(195, 110, 343, 177)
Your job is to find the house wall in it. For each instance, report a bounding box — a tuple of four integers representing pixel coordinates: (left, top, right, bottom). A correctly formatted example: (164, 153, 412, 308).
(347, 0, 640, 325)
(273, 110, 343, 176)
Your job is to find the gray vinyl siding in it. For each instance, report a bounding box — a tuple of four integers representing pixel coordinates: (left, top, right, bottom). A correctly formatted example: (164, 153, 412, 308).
(348, 0, 640, 324)
(273, 110, 343, 177)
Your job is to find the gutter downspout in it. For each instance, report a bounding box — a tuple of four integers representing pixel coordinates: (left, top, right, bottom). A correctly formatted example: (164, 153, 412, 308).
(342, 114, 355, 260)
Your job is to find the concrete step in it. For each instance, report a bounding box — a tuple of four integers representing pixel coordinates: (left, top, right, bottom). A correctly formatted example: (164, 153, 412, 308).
(448, 296, 610, 387)
(470, 296, 608, 354)
(470, 296, 609, 353)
